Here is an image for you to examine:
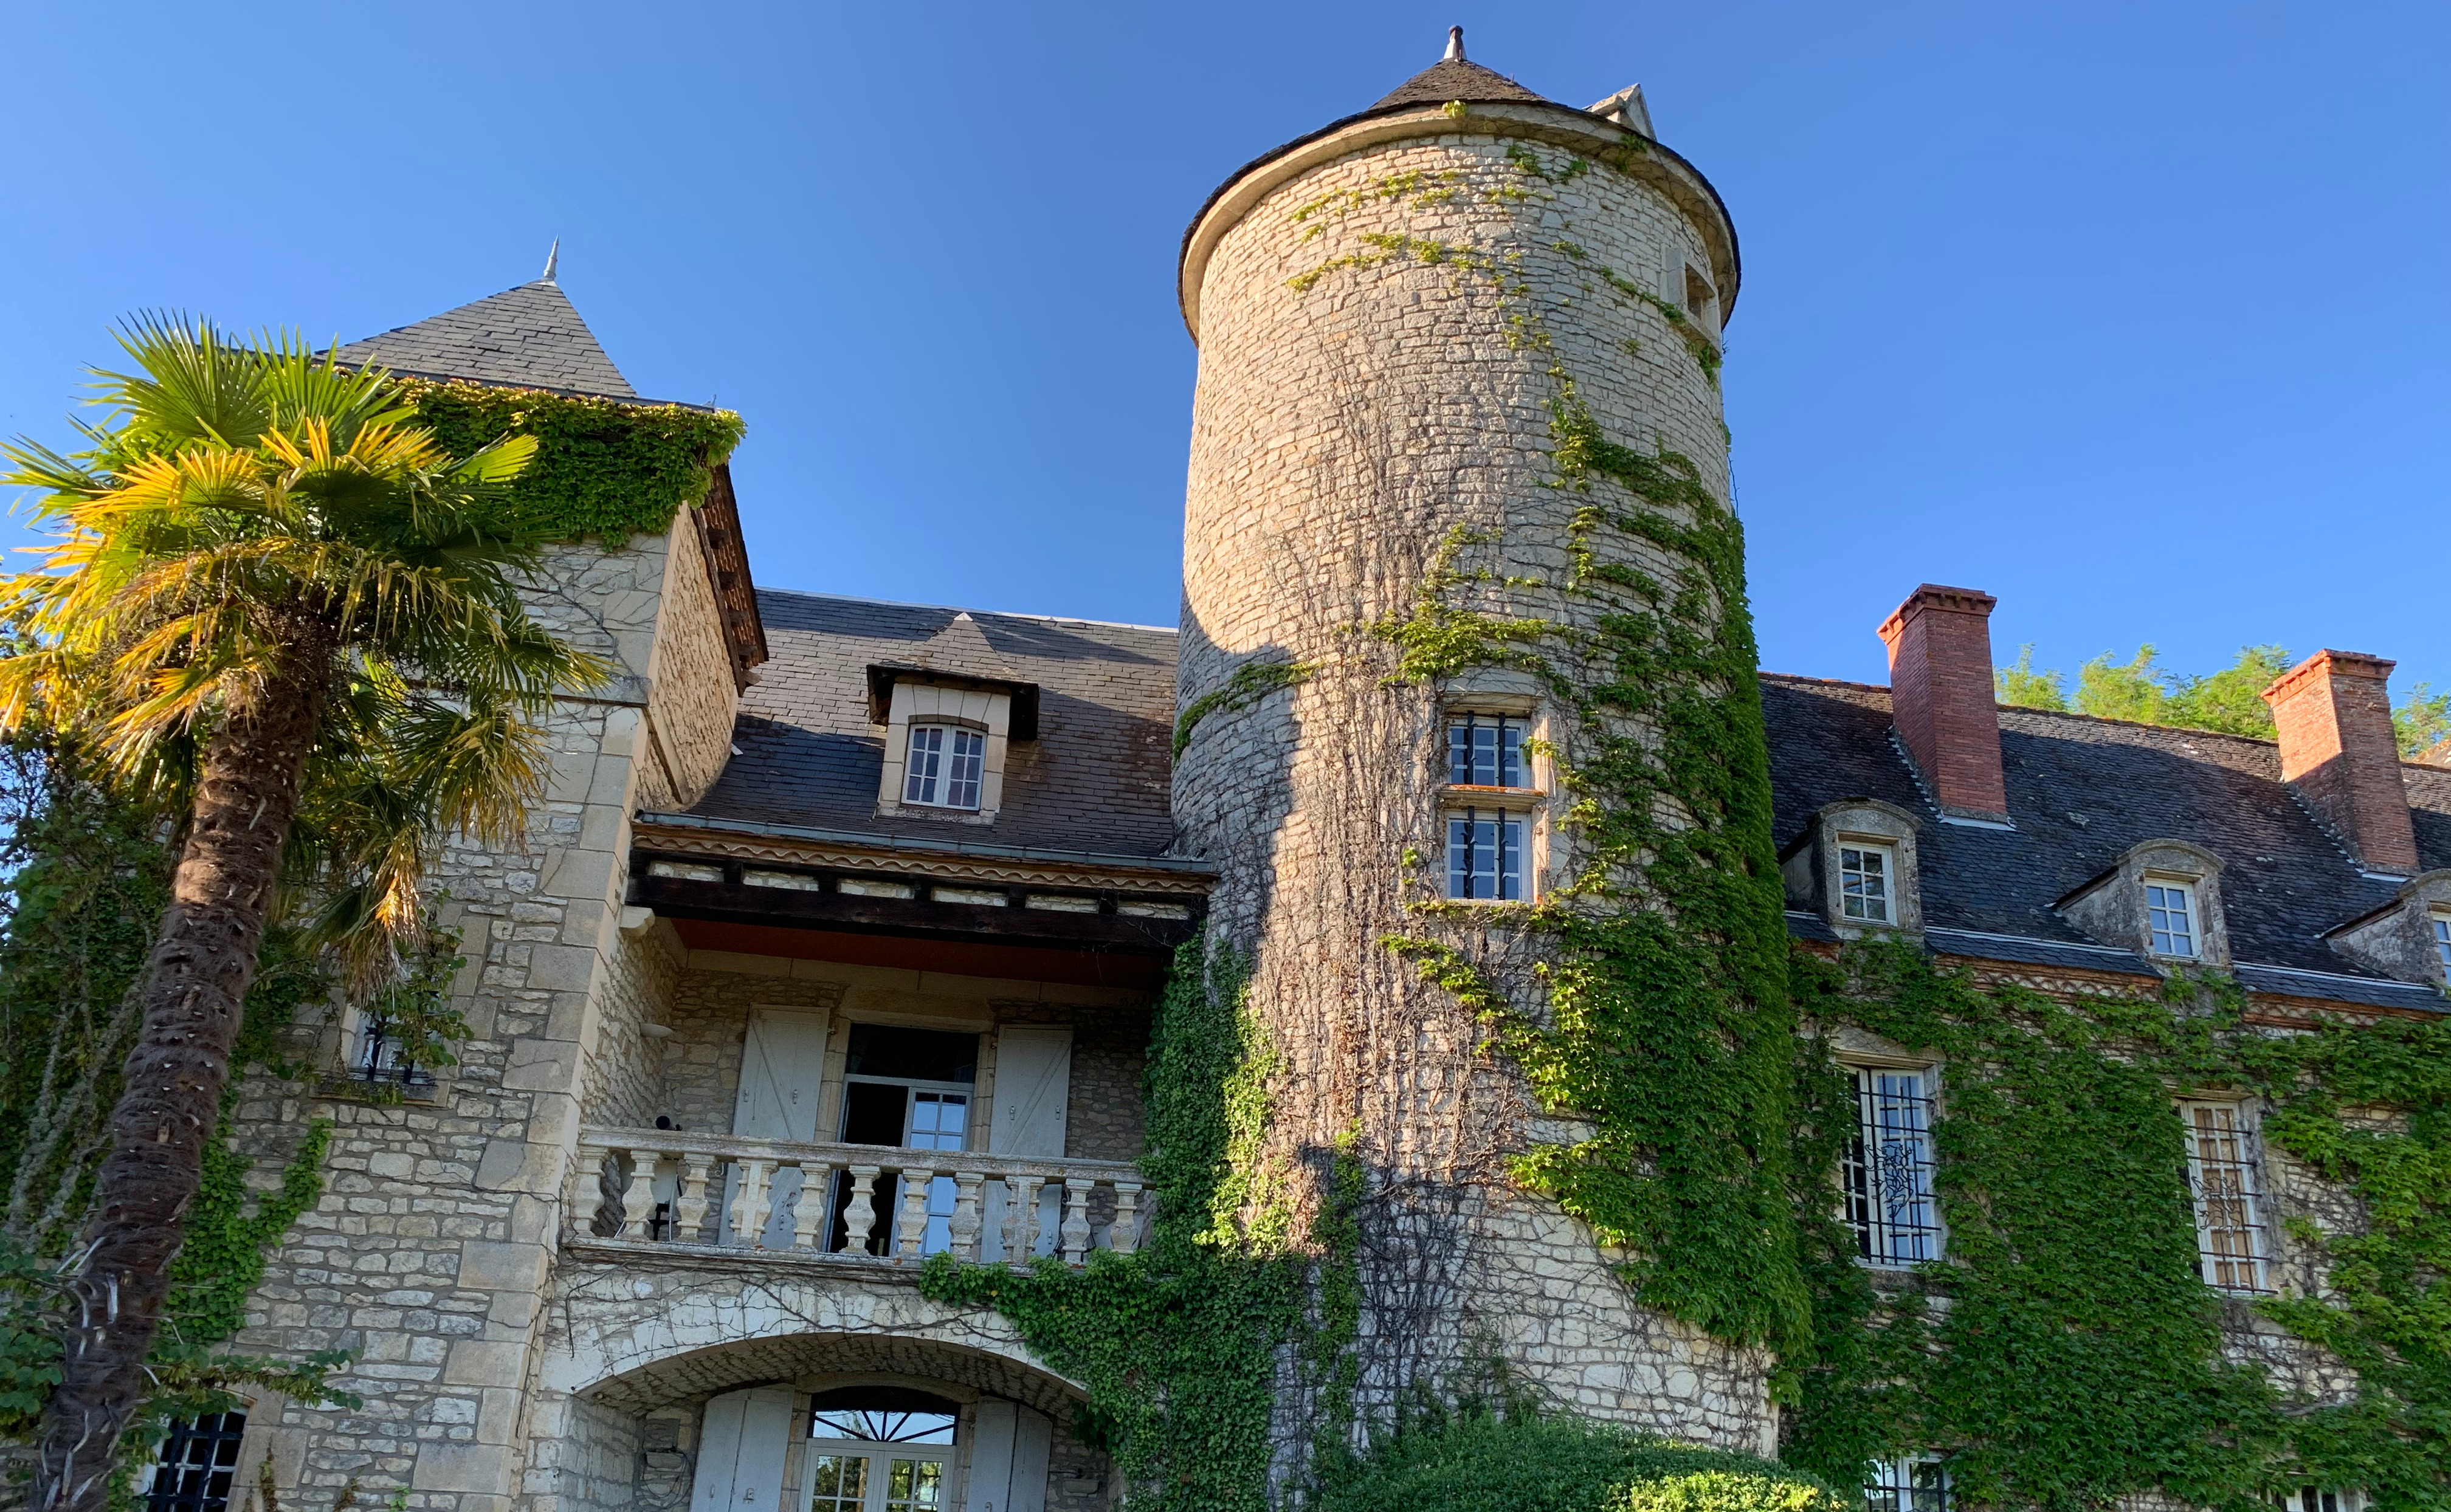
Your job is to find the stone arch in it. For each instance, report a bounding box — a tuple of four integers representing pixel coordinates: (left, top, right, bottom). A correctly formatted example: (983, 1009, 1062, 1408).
(577, 1332, 1086, 1421)
(544, 1263, 1084, 1414)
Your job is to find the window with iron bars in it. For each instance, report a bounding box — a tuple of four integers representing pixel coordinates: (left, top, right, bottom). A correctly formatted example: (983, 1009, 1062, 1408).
(1863, 1456, 1948, 1512)
(2273, 1488, 2366, 1512)
(1444, 808, 1525, 901)
(1446, 713, 1528, 789)
(355, 1019, 433, 1090)
(2180, 1101, 2268, 1293)
(145, 1412, 247, 1512)
(1844, 1067, 1942, 1265)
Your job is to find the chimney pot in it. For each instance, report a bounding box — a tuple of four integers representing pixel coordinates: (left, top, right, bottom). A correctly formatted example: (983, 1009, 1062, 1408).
(2260, 649, 2418, 873)
(1878, 585, 2008, 822)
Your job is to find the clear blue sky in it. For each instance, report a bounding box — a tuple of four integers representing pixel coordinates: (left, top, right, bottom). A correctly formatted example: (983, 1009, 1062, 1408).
(4, 1, 2443, 697)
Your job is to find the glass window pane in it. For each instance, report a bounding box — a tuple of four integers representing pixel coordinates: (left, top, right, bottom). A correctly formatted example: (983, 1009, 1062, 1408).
(1844, 1071, 1940, 1265)
(885, 1459, 947, 1512)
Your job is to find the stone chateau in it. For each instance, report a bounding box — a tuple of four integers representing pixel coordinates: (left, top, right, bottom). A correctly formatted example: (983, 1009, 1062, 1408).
(151, 34, 2447, 1512)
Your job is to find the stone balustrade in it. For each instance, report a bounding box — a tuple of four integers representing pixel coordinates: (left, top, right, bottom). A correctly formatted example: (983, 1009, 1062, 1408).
(570, 1125, 1146, 1266)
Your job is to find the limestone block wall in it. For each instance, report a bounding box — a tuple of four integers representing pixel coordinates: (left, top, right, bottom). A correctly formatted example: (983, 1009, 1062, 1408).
(1173, 106, 1774, 1457)
(221, 518, 736, 1512)
(580, 921, 686, 1132)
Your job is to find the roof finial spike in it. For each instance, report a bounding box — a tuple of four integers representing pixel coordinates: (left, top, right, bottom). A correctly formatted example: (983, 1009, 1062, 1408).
(1444, 25, 1465, 61)
(541, 238, 560, 284)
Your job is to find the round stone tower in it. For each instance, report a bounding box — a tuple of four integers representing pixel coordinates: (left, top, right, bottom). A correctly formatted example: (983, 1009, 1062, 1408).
(1172, 34, 1785, 1463)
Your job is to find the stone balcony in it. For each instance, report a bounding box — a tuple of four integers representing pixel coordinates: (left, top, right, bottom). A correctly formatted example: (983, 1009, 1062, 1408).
(568, 1125, 1147, 1269)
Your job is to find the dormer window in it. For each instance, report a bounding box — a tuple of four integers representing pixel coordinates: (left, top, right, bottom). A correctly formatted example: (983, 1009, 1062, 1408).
(2058, 841, 2229, 969)
(2146, 878, 2199, 959)
(2433, 909, 2450, 984)
(1781, 799, 1921, 938)
(1840, 842, 1897, 924)
(903, 724, 984, 810)
(1447, 713, 1527, 788)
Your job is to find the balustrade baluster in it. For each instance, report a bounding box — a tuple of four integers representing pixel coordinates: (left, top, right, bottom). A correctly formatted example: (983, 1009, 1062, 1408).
(895, 1166, 932, 1258)
(676, 1153, 714, 1243)
(949, 1172, 984, 1259)
(1109, 1183, 1143, 1256)
(790, 1161, 827, 1253)
(618, 1150, 658, 1240)
(734, 1159, 771, 1248)
(1004, 1175, 1044, 1262)
(843, 1166, 881, 1254)
(1061, 1178, 1094, 1264)
(564, 1146, 601, 1237)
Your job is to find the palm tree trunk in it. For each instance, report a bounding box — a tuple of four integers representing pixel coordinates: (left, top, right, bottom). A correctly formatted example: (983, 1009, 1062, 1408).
(35, 648, 329, 1512)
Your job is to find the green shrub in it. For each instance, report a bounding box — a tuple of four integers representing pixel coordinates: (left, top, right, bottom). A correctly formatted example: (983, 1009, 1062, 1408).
(1313, 1411, 1847, 1512)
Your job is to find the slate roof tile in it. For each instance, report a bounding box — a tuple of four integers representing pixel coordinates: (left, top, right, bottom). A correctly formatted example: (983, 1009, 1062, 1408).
(1762, 673, 2451, 1000)
(685, 591, 1177, 859)
(337, 280, 636, 397)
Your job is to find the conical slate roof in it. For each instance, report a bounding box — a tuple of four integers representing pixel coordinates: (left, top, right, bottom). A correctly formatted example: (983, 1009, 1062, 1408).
(1371, 56, 1548, 111)
(336, 279, 636, 397)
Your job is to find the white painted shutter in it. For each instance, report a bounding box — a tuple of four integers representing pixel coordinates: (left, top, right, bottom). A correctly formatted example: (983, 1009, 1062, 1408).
(967, 1399, 1017, 1512)
(962, 1400, 1048, 1512)
(722, 1010, 832, 1245)
(1009, 1405, 1052, 1512)
(688, 1386, 794, 1512)
(981, 1029, 1071, 1260)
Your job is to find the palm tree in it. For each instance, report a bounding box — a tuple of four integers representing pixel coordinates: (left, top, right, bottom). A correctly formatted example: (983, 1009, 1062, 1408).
(0, 317, 607, 1512)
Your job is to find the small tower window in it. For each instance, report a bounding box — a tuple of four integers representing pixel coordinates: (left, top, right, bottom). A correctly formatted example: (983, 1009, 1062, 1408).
(903, 724, 985, 810)
(1839, 842, 1896, 924)
(2146, 878, 2199, 958)
(1446, 808, 1524, 901)
(1447, 713, 1528, 788)
(1683, 264, 1718, 330)
(2432, 909, 2450, 985)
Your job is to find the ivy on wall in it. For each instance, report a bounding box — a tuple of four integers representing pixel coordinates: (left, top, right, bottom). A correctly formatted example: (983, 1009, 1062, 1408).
(395, 379, 745, 543)
(922, 940, 1320, 1512)
(1784, 942, 2450, 1512)
(1269, 124, 2448, 1511)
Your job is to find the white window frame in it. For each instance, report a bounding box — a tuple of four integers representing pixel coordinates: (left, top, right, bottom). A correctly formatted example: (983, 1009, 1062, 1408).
(1843, 1065, 1943, 1267)
(2275, 1488, 2367, 1512)
(1838, 839, 1899, 926)
(1444, 806, 1528, 902)
(1863, 1455, 1949, 1512)
(902, 723, 986, 811)
(2145, 875, 2201, 959)
(1446, 712, 1531, 791)
(2179, 1100, 2269, 1294)
(2431, 907, 2451, 986)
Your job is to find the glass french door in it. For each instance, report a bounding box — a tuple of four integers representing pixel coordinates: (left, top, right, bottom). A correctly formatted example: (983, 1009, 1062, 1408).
(807, 1445, 948, 1512)
(828, 1080, 972, 1254)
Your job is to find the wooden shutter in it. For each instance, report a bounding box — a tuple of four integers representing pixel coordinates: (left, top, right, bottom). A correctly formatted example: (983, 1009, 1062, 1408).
(722, 1010, 831, 1245)
(687, 1387, 794, 1512)
(962, 1400, 1050, 1512)
(982, 1029, 1071, 1260)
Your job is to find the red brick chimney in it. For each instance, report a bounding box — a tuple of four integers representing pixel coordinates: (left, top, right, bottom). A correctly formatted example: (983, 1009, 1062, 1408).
(1878, 585, 2009, 822)
(2261, 650, 2418, 873)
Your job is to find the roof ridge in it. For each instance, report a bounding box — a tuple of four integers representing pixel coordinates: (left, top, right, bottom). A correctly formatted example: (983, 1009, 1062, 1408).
(751, 585, 1179, 636)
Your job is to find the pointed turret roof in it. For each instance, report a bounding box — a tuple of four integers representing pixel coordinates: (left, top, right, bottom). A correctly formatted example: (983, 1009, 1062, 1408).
(336, 278, 636, 397)
(1371, 57, 1548, 111)
(1372, 27, 1548, 110)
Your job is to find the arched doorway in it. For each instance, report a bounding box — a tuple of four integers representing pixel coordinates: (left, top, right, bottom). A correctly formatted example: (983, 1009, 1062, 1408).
(689, 1382, 1054, 1512)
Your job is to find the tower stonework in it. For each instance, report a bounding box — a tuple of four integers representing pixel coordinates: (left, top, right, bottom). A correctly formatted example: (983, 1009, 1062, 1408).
(1171, 48, 1778, 1459)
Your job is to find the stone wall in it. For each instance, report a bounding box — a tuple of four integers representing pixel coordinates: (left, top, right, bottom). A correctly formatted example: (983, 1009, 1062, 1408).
(581, 921, 686, 1131)
(222, 517, 749, 1512)
(1173, 107, 1774, 1459)
(639, 514, 741, 811)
